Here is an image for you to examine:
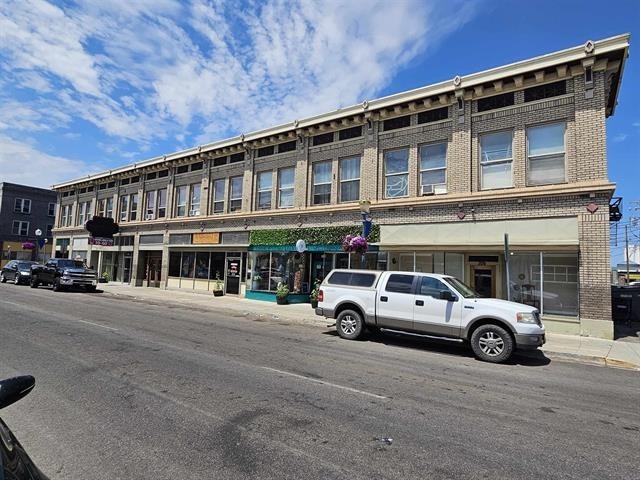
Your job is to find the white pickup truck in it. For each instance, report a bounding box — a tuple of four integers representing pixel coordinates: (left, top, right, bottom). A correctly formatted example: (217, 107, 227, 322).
(315, 269, 545, 363)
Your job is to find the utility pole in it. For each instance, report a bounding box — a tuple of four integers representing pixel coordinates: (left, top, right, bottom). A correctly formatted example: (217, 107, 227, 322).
(625, 225, 630, 285)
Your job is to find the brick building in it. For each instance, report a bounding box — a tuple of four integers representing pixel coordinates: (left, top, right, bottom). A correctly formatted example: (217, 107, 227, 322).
(52, 34, 629, 338)
(0, 182, 56, 267)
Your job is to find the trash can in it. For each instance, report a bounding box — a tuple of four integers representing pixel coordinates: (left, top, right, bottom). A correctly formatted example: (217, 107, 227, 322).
(611, 286, 640, 322)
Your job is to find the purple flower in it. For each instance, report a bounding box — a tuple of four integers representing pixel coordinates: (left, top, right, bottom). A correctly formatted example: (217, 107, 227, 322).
(342, 234, 368, 254)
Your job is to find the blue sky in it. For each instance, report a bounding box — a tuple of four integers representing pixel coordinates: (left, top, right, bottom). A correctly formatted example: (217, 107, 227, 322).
(0, 0, 638, 263)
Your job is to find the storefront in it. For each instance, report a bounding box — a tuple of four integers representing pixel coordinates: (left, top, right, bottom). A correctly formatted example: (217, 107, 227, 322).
(166, 231, 249, 294)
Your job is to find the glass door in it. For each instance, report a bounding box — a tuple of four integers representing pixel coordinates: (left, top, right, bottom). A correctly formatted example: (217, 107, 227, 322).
(225, 256, 241, 294)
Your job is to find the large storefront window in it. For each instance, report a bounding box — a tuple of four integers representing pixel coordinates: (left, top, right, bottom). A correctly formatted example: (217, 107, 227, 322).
(249, 251, 309, 293)
(508, 252, 578, 317)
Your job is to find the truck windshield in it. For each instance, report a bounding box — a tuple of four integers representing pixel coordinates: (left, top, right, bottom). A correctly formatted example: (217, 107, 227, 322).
(58, 260, 86, 269)
(443, 277, 478, 298)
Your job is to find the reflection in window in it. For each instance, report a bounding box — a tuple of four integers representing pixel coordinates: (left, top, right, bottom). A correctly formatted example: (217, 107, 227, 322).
(195, 252, 209, 279)
(257, 171, 273, 210)
(313, 161, 332, 205)
(527, 123, 566, 185)
(420, 143, 447, 190)
(480, 131, 513, 189)
(339, 156, 360, 203)
(384, 149, 409, 198)
(278, 167, 295, 208)
(230, 176, 243, 212)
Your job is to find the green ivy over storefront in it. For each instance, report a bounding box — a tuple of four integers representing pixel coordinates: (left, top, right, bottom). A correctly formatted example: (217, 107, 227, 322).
(249, 224, 380, 246)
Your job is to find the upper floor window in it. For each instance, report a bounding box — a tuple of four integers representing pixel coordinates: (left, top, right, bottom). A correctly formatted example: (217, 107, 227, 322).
(383, 115, 411, 131)
(384, 148, 409, 198)
(14, 198, 31, 214)
(312, 132, 334, 146)
(12, 220, 29, 236)
(98, 197, 114, 218)
(527, 123, 566, 186)
(312, 161, 332, 205)
(257, 171, 273, 210)
(212, 179, 225, 214)
(477, 92, 514, 112)
(524, 81, 566, 102)
(257, 145, 275, 158)
(77, 200, 92, 226)
(48, 203, 56, 216)
(338, 126, 363, 141)
(278, 167, 295, 208)
(60, 205, 72, 227)
(129, 193, 139, 221)
(144, 188, 167, 220)
(277, 140, 297, 154)
(119, 194, 138, 222)
(480, 131, 513, 189)
(175, 184, 200, 217)
(419, 143, 447, 193)
(339, 156, 360, 203)
(417, 106, 449, 124)
(229, 176, 243, 212)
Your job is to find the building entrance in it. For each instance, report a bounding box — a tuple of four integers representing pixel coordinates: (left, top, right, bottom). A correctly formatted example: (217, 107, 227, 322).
(225, 257, 241, 294)
(472, 265, 496, 298)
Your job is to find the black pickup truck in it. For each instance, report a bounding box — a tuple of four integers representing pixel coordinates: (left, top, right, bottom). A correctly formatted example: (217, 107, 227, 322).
(30, 258, 98, 292)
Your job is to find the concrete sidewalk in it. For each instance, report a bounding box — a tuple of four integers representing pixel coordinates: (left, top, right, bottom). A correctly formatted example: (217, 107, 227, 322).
(98, 283, 640, 371)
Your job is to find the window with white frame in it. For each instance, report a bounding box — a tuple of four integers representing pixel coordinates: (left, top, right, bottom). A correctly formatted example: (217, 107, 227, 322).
(480, 131, 513, 189)
(212, 179, 225, 214)
(312, 161, 332, 205)
(189, 184, 201, 216)
(229, 176, 243, 212)
(14, 198, 31, 214)
(384, 148, 409, 198)
(12, 220, 29, 236)
(129, 193, 139, 221)
(77, 200, 92, 225)
(419, 143, 447, 192)
(119, 195, 129, 222)
(48, 203, 56, 216)
(278, 167, 295, 208)
(145, 191, 156, 219)
(61, 205, 72, 227)
(339, 156, 360, 203)
(157, 189, 167, 218)
(257, 171, 273, 210)
(527, 122, 566, 185)
(97, 198, 106, 217)
(175, 186, 187, 217)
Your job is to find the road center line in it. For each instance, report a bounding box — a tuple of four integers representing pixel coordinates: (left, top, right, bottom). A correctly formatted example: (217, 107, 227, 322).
(261, 366, 387, 400)
(77, 319, 119, 331)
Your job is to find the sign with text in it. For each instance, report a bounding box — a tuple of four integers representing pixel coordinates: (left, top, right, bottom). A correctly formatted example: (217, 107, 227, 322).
(89, 237, 114, 247)
(193, 232, 220, 245)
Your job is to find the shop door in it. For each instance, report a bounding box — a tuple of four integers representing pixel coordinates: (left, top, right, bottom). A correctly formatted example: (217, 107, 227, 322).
(146, 252, 162, 288)
(225, 257, 241, 294)
(472, 266, 495, 298)
(122, 254, 132, 284)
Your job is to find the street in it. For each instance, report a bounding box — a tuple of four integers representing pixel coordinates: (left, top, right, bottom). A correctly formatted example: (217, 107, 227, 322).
(1, 284, 638, 480)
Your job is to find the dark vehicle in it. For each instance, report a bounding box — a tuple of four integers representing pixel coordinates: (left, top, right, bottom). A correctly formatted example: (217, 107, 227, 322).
(0, 376, 50, 479)
(0, 261, 38, 285)
(30, 258, 97, 292)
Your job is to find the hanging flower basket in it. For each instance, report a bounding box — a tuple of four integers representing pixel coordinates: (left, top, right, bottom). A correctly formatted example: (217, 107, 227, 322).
(342, 234, 368, 255)
(21, 242, 36, 250)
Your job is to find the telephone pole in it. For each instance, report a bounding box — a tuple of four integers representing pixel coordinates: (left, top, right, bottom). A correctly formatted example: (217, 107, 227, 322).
(625, 225, 630, 284)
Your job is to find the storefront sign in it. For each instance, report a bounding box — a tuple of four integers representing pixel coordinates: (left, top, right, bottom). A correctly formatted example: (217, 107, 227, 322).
(89, 237, 114, 246)
(193, 232, 220, 244)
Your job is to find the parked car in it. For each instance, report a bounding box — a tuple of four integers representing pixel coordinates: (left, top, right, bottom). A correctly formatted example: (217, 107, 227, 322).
(0, 261, 39, 285)
(629, 281, 640, 287)
(30, 258, 97, 292)
(315, 269, 546, 363)
(0, 375, 50, 479)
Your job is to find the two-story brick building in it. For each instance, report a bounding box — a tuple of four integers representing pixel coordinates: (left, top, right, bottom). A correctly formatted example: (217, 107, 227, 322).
(0, 182, 56, 267)
(52, 34, 629, 338)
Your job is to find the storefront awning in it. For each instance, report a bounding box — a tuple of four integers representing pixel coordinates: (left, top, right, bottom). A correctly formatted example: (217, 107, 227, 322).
(380, 217, 579, 249)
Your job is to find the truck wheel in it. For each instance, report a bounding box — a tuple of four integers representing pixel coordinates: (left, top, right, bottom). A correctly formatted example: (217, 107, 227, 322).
(52, 278, 63, 292)
(13, 275, 20, 285)
(0, 274, 6, 283)
(336, 309, 364, 340)
(30, 277, 39, 289)
(470, 324, 514, 363)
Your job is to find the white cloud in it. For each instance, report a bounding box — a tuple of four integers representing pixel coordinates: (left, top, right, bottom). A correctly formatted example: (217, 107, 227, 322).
(0, 0, 477, 165)
(612, 133, 628, 143)
(0, 135, 100, 188)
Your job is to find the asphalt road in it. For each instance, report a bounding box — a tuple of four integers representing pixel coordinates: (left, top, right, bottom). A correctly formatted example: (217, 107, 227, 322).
(0, 283, 638, 480)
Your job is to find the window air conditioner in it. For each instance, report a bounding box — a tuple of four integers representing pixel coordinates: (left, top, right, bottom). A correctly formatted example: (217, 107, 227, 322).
(421, 185, 434, 196)
(145, 213, 155, 220)
(189, 209, 199, 216)
(433, 184, 447, 195)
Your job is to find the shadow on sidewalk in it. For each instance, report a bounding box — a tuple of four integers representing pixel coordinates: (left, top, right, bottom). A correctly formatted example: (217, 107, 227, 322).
(322, 329, 551, 367)
(614, 320, 640, 343)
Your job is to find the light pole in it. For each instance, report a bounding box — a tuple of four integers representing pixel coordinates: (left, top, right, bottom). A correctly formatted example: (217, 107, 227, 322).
(35, 229, 43, 264)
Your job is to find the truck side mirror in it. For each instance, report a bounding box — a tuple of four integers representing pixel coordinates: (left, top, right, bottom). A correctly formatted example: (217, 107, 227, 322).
(0, 376, 35, 410)
(439, 290, 457, 302)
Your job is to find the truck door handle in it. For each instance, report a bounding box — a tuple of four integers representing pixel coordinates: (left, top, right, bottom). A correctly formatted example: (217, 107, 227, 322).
(415, 300, 424, 306)
(380, 296, 388, 302)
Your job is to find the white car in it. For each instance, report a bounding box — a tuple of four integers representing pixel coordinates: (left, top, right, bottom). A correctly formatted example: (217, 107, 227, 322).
(315, 269, 545, 363)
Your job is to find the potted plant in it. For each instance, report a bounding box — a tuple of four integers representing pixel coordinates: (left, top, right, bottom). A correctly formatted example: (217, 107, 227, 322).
(276, 281, 289, 305)
(100, 271, 110, 283)
(212, 273, 224, 296)
(309, 279, 321, 308)
(251, 272, 262, 290)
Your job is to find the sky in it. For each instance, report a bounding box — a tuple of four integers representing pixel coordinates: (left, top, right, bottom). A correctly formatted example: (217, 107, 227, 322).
(0, 0, 638, 263)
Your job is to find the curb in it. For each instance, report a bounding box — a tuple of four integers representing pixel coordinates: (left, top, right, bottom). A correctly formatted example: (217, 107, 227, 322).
(520, 349, 640, 371)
